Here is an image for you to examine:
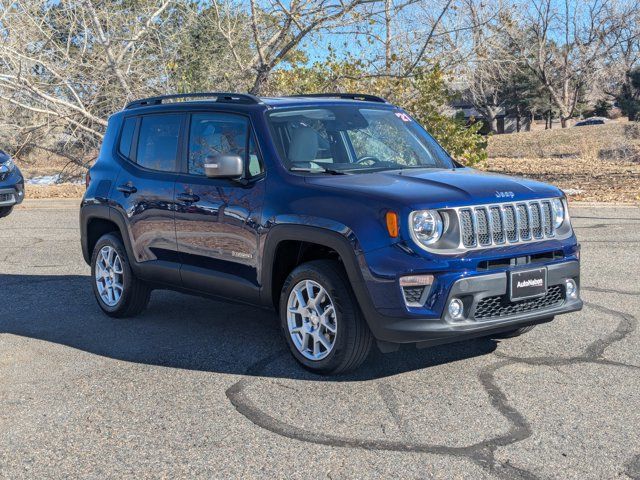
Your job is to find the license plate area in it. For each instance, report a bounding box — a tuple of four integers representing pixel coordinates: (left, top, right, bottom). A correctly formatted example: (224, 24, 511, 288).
(510, 267, 547, 301)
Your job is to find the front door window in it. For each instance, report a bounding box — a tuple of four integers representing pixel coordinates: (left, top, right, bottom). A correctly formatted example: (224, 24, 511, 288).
(188, 113, 263, 177)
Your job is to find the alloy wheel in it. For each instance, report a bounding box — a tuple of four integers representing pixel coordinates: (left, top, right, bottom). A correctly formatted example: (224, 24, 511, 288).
(286, 280, 338, 361)
(95, 245, 124, 307)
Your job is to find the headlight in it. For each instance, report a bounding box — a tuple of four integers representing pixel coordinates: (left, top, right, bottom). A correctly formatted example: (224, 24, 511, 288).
(0, 158, 15, 174)
(550, 198, 565, 228)
(410, 210, 443, 246)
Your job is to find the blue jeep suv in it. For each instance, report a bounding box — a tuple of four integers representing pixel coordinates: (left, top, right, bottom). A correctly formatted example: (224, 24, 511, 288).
(80, 92, 582, 374)
(0, 149, 24, 218)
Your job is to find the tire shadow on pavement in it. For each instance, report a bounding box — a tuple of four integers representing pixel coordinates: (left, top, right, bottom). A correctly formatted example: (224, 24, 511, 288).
(0, 273, 498, 382)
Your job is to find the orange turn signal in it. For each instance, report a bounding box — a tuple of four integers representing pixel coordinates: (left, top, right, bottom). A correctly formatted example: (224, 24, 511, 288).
(385, 211, 399, 238)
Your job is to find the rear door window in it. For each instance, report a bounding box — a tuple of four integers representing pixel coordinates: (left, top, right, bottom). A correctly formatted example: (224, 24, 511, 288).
(136, 114, 182, 172)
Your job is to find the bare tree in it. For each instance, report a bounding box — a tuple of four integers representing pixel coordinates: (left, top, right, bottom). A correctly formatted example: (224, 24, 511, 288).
(313, 0, 484, 80)
(0, 0, 180, 163)
(600, 3, 640, 101)
(238, 0, 385, 94)
(466, 67, 505, 133)
(215, 0, 471, 92)
(507, 0, 637, 127)
(460, 0, 512, 133)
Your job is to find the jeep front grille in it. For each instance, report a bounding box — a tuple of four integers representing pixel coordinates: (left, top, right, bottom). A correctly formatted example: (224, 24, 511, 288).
(516, 204, 530, 240)
(474, 284, 565, 320)
(475, 207, 491, 245)
(503, 205, 518, 242)
(458, 199, 556, 249)
(459, 209, 476, 247)
(542, 202, 553, 236)
(489, 206, 505, 243)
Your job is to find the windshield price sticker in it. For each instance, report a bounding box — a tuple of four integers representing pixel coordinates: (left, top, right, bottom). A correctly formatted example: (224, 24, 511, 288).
(395, 112, 412, 122)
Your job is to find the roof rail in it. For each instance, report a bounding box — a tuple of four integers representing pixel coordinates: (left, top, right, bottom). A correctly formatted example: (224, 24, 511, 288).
(286, 93, 388, 103)
(125, 92, 262, 109)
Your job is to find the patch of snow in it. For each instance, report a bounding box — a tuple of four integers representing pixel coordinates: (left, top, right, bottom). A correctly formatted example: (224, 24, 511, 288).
(563, 188, 584, 196)
(27, 174, 62, 185)
(26, 174, 84, 185)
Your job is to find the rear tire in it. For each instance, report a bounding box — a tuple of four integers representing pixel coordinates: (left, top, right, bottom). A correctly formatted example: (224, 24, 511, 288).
(0, 206, 13, 218)
(279, 260, 373, 375)
(91, 232, 151, 317)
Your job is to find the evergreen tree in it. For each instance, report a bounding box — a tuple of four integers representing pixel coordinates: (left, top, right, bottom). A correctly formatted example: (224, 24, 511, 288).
(616, 68, 640, 121)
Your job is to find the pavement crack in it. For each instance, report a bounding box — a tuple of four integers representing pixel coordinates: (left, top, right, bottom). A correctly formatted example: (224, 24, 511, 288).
(573, 223, 608, 230)
(581, 301, 636, 360)
(494, 301, 638, 368)
(0, 275, 88, 287)
(571, 215, 640, 222)
(582, 286, 640, 296)
(624, 453, 640, 479)
(225, 299, 636, 480)
(226, 354, 538, 478)
(376, 383, 417, 443)
(580, 240, 639, 244)
(0, 238, 43, 262)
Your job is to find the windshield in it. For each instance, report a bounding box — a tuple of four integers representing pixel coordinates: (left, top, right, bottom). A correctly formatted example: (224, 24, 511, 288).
(267, 106, 454, 173)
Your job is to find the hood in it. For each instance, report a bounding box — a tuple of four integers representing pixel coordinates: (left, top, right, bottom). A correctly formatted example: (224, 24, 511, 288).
(304, 167, 562, 209)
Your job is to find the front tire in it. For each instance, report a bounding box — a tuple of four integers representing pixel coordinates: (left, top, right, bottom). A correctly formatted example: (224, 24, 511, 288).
(279, 260, 373, 375)
(91, 233, 151, 317)
(0, 206, 13, 218)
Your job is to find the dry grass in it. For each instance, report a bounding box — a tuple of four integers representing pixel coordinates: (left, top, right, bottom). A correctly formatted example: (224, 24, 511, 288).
(485, 157, 640, 203)
(26, 184, 85, 199)
(484, 122, 640, 204)
(13, 148, 88, 199)
(15, 149, 87, 181)
(487, 121, 640, 162)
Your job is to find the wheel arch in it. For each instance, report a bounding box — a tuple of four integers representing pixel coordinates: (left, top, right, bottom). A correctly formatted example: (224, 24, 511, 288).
(260, 225, 371, 312)
(81, 204, 135, 267)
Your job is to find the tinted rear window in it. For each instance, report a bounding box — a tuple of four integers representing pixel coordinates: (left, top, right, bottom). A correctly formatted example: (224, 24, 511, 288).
(136, 114, 182, 172)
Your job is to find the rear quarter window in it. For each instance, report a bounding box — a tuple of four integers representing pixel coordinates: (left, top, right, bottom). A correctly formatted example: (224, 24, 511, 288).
(136, 114, 182, 172)
(118, 117, 137, 159)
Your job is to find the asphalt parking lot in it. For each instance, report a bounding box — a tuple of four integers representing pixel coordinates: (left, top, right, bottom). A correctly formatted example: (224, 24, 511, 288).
(1, 199, 639, 479)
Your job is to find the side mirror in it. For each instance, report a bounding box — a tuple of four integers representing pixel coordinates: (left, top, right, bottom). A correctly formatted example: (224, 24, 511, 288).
(204, 154, 244, 179)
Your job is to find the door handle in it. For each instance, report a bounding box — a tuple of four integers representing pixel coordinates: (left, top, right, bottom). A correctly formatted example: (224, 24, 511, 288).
(177, 193, 200, 203)
(116, 183, 137, 195)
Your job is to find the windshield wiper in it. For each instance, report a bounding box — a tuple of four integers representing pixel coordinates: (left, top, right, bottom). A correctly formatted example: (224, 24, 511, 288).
(290, 167, 348, 175)
(390, 165, 452, 173)
(397, 165, 440, 170)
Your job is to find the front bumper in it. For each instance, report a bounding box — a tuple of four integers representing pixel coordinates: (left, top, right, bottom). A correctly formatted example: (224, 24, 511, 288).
(0, 170, 25, 207)
(362, 260, 582, 345)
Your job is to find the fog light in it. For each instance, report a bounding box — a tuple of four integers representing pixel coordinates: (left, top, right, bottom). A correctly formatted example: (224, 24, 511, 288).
(565, 279, 578, 298)
(448, 298, 464, 319)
